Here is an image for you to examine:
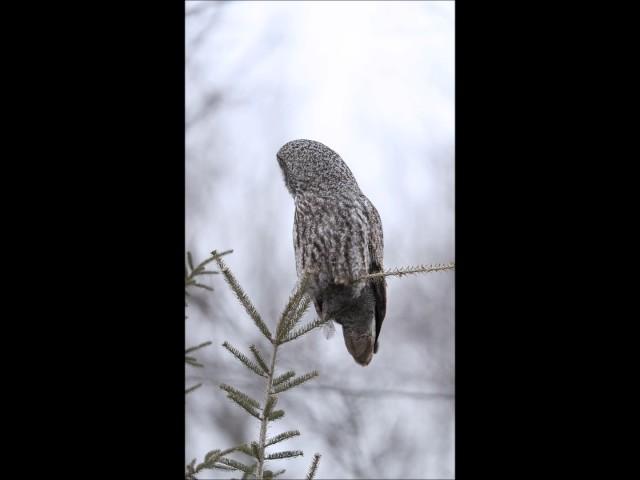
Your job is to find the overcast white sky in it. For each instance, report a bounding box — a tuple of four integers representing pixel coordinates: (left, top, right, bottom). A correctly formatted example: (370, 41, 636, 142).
(186, 1, 454, 478)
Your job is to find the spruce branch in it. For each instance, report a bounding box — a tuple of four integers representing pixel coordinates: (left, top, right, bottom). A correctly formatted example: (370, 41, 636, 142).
(255, 338, 279, 478)
(241, 464, 259, 479)
(215, 261, 323, 479)
(265, 430, 301, 447)
(250, 344, 270, 374)
(251, 441, 262, 460)
(355, 262, 455, 282)
(209, 464, 236, 471)
(306, 453, 321, 480)
(185, 249, 231, 293)
(235, 443, 255, 458)
(220, 384, 262, 419)
(185, 249, 253, 480)
(267, 409, 285, 422)
(272, 371, 319, 394)
(220, 384, 261, 409)
(187, 446, 241, 479)
(281, 317, 328, 344)
(217, 457, 256, 474)
(223, 341, 268, 378)
(185, 250, 229, 381)
(281, 275, 310, 323)
(215, 255, 273, 341)
(280, 295, 312, 341)
(275, 276, 311, 342)
(272, 370, 296, 387)
(192, 249, 231, 275)
(256, 279, 310, 477)
(265, 450, 303, 460)
(263, 395, 278, 420)
(204, 449, 222, 463)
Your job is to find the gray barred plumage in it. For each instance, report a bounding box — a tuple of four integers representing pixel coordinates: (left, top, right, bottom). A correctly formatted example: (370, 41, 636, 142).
(277, 139, 386, 366)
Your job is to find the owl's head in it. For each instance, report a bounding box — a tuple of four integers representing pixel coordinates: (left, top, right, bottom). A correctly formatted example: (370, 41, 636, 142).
(276, 139, 359, 196)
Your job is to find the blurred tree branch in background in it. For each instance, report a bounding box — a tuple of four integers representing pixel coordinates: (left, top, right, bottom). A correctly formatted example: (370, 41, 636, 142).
(187, 374, 453, 401)
(185, 249, 232, 395)
(184, 249, 275, 479)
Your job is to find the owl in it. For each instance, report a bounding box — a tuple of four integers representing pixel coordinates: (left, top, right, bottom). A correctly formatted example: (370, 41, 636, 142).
(276, 139, 386, 366)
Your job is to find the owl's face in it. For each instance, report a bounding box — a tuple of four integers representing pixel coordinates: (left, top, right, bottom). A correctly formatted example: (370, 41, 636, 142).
(276, 139, 358, 196)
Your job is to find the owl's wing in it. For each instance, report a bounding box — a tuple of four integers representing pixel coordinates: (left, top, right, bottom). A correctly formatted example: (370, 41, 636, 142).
(293, 207, 303, 278)
(362, 196, 386, 353)
(294, 195, 370, 289)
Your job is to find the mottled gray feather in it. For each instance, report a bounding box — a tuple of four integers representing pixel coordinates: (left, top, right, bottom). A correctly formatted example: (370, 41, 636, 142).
(277, 139, 386, 366)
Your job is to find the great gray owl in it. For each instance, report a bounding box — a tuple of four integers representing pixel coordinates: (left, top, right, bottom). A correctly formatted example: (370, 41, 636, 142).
(276, 139, 386, 366)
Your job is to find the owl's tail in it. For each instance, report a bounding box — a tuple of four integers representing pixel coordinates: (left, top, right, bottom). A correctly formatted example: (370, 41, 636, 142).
(342, 325, 375, 366)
